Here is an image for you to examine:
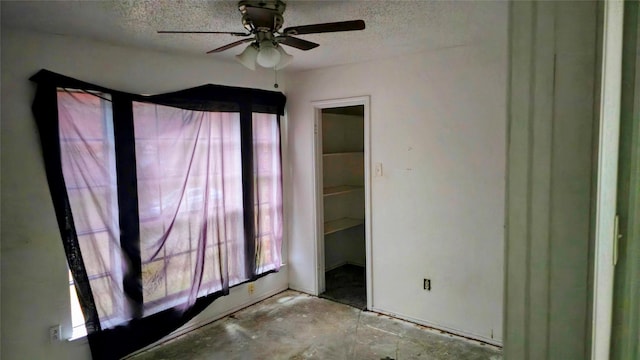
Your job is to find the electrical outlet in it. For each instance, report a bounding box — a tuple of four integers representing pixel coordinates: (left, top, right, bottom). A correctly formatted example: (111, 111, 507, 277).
(49, 324, 62, 343)
(423, 278, 431, 291)
(248, 282, 255, 295)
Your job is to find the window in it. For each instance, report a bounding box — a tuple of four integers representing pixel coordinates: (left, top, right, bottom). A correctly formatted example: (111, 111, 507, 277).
(69, 271, 87, 339)
(32, 69, 285, 358)
(56, 89, 283, 333)
(132, 103, 246, 315)
(58, 90, 125, 330)
(252, 113, 283, 273)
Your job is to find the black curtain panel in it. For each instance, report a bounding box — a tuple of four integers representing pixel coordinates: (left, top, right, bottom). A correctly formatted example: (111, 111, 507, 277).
(30, 70, 285, 360)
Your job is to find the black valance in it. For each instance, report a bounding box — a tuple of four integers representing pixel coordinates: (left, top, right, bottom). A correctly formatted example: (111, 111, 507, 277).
(30, 69, 286, 115)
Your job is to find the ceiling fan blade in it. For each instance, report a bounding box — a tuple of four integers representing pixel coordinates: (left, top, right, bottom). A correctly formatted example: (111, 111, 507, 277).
(158, 31, 251, 37)
(276, 36, 319, 51)
(206, 38, 254, 54)
(283, 20, 365, 36)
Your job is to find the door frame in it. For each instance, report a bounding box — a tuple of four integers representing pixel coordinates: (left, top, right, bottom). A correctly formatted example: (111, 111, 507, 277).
(311, 96, 372, 310)
(591, 1, 624, 358)
(611, 1, 640, 357)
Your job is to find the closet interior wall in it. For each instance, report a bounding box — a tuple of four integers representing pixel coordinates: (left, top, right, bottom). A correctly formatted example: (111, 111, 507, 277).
(321, 108, 366, 271)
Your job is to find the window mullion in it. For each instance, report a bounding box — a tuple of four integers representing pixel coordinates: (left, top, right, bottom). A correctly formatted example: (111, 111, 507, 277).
(240, 105, 256, 279)
(111, 94, 143, 318)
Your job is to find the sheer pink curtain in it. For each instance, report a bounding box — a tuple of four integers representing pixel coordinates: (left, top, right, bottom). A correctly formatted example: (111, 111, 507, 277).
(133, 103, 246, 315)
(57, 93, 283, 328)
(252, 113, 283, 273)
(58, 90, 128, 329)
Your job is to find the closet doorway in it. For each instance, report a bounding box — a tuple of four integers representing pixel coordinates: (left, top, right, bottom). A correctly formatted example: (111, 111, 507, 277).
(312, 96, 371, 310)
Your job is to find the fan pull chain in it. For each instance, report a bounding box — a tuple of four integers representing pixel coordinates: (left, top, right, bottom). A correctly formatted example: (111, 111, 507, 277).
(274, 68, 279, 89)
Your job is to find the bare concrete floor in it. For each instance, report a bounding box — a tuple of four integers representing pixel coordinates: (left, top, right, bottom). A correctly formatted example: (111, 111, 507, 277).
(129, 290, 502, 360)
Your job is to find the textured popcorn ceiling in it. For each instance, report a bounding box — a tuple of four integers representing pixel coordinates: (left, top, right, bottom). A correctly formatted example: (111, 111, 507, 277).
(1, 1, 505, 72)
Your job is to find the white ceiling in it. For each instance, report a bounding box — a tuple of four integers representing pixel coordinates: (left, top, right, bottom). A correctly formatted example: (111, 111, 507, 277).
(1, 0, 505, 72)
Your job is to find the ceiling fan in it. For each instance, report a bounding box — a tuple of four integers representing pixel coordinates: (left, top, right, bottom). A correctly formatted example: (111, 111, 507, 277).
(158, 0, 365, 70)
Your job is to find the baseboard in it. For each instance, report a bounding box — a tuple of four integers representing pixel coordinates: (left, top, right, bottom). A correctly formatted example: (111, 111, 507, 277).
(324, 261, 347, 272)
(345, 260, 365, 268)
(324, 261, 365, 272)
(179, 286, 289, 333)
(370, 307, 503, 348)
(288, 284, 317, 296)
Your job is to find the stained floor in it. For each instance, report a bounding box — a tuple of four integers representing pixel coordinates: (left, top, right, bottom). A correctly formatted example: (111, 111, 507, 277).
(129, 290, 502, 360)
(320, 264, 366, 309)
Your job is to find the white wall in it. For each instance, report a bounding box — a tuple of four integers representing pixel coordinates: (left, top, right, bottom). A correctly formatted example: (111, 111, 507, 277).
(0, 29, 288, 360)
(324, 227, 366, 271)
(286, 5, 508, 344)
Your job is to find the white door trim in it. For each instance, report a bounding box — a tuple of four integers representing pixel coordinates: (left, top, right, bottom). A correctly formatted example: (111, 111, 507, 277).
(591, 1, 624, 359)
(311, 96, 372, 310)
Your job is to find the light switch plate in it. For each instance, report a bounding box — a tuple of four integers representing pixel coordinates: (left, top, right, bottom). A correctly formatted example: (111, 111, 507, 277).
(375, 162, 383, 177)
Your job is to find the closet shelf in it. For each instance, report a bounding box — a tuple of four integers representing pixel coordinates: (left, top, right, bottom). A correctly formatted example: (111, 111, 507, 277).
(323, 185, 364, 197)
(322, 151, 363, 157)
(324, 217, 364, 235)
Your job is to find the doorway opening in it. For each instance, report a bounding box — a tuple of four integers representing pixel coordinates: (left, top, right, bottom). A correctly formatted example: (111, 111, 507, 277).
(312, 97, 371, 310)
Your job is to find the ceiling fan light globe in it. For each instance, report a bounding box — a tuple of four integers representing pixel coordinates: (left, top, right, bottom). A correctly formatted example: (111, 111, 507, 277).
(256, 41, 281, 68)
(235, 44, 258, 70)
(275, 46, 293, 70)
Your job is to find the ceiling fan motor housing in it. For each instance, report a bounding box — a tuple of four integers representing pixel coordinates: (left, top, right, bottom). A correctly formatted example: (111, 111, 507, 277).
(239, 0, 286, 33)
